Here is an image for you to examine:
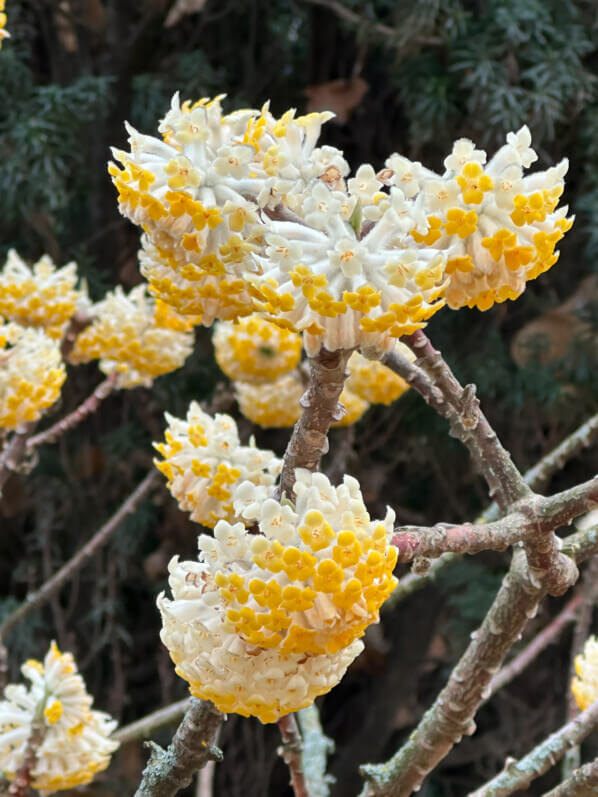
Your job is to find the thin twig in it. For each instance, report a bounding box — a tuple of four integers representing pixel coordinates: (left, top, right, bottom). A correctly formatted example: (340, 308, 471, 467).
(26, 372, 118, 450)
(466, 698, 598, 797)
(134, 700, 223, 797)
(0, 470, 159, 642)
(113, 699, 191, 745)
(544, 755, 598, 797)
(278, 714, 309, 797)
(297, 705, 335, 797)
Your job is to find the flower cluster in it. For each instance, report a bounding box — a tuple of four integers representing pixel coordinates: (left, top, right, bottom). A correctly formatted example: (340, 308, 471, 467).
(346, 345, 413, 405)
(398, 126, 572, 310)
(0, 1, 8, 45)
(0, 250, 82, 338)
(0, 642, 118, 794)
(158, 468, 397, 722)
(154, 402, 281, 527)
(69, 285, 195, 388)
(0, 322, 66, 430)
(110, 95, 333, 324)
(572, 636, 598, 711)
(213, 315, 302, 383)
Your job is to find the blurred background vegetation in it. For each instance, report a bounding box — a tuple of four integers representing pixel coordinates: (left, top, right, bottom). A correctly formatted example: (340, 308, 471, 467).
(1, 1, 598, 794)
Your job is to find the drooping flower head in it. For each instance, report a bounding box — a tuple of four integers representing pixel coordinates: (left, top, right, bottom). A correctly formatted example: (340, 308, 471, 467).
(572, 636, 598, 711)
(346, 344, 413, 405)
(0, 642, 118, 794)
(0, 322, 66, 430)
(110, 94, 334, 323)
(401, 126, 573, 310)
(251, 178, 447, 355)
(213, 314, 302, 383)
(158, 469, 397, 722)
(0, 250, 82, 338)
(69, 284, 195, 388)
(154, 402, 281, 527)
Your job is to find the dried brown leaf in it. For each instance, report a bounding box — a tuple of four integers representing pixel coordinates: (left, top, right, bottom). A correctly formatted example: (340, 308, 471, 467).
(164, 0, 207, 28)
(304, 77, 369, 125)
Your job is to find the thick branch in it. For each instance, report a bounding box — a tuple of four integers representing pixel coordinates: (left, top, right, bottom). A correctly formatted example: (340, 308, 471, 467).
(279, 347, 352, 498)
(0, 470, 159, 642)
(26, 373, 118, 450)
(134, 700, 222, 797)
(8, 720, 45, 797)
(114, 699, 191, 745)
(467, 699, 598, 797)
(278, 714, 309, 797)
(488, 593, 582, 698)
(297, 705, 335, 797)
(360, 551, 547, 796)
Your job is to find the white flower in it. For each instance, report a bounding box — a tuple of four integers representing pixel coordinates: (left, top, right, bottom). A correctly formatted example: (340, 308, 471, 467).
(506, 125, 538, 168)
(329, 237, 367, 278)
(347, 164, 382, 202)
(443, 138, 487, 173)
(212, 144, 254, 178)
(302, 181, 344, 229)
(384, 154, 424, 198)
(309, 145, 350, 177)
(0, 642, 118, 794)
(423, 179, 461, 212)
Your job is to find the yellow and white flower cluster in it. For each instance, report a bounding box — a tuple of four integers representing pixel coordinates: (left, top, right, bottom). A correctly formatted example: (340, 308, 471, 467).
(110, 94, 449, 355)
(0, 642, 118, 794)
(345, 345, 413, 406)
(212, 315, 302, 384)
(0, 322, 66, 430)
(158, 468, 397, 723)
(0, 251, 82, 339)
(112, 95, 573, 352)
(572, 636, 598, 711)
(154, 402, 281, 527)
(69, 285, 195, 388)
(0, 1, 8, 46)
(397, 126, 572, 310)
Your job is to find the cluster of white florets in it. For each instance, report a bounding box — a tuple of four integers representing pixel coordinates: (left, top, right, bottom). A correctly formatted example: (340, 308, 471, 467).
(158, 467, 397, 723)
(154, 402, 281, 527)
(0, 322, 66, 430)
(0, 642, 118, 794)
(69, 284, 195, 388)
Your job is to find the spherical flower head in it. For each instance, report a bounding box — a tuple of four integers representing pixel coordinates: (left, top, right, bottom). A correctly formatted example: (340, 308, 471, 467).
(0, 250, 82, 338)
(346, 344, 413, 405)
(213, 315, 302, 384)
(572, 636, 598, 711)
(158, 554, 363, 723)
(413, 126, 573, 311)
(250, 179, 447, 355)
(235, 372, 303, 428)
(69, 284, 195, 388)
(0, 322, 66, 430)
(0, 641, 118, 793)
(228, 469, 398, 655)
(154, 402, 281, 527)
(158, 469, 397, 722)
